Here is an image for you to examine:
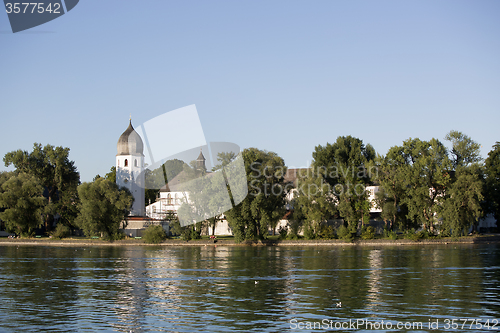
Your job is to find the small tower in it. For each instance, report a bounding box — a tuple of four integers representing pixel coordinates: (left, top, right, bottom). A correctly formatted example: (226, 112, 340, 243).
(196, 149, 206, 171)
(116, 119, 145, 216)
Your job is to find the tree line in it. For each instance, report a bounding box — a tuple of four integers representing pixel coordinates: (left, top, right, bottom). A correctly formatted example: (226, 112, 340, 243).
(0, 144, 132, 239)
(0, 130, 499, 242)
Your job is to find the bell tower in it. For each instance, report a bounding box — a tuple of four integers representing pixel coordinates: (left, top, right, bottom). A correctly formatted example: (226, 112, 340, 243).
(116, 119, 145, 216)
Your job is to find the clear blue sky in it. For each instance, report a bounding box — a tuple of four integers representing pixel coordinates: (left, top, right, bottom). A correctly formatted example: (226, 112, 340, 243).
(1, 0, 499, 182)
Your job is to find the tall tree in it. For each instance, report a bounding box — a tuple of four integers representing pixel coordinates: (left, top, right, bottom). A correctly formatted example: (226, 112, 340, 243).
(295, 169, 336, 238)
(441, 164, 484, 236)
(374, 147, 411, 231)
(0, 173, 47, 236)
(439, 131, 484, 235)
(311, 136, 375, 229)
(225, 148, 288, 242)
(75, 178, 133, 239)
(3, 143, 80, 230)
(401, 138, 452, 232)
(485, 142, 500, 223)
(445, 130, 482, 168)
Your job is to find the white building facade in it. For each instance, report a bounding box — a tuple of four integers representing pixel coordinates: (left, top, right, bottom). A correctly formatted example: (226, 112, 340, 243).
(116, 120, 145, 216)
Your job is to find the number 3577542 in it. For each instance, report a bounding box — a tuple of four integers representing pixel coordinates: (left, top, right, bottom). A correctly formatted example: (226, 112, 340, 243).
(5, 3, 61, 14)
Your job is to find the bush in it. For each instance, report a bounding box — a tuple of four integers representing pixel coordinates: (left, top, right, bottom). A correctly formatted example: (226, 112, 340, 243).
(416, 229, 430, 239)
(318, 224, 335, 240)
(103, 232, 126, 241)
(278, 226, 288, 240)
(361, 226, 375, 240)
(383, 228, 398, 240)
(143, 225, 167, 244)
(52, 224, 71, 239)
(287, 220, 300, 240)
(404, 228, 420, 241)
(337, 225, 354, 242)
(303, 225, 316, 240)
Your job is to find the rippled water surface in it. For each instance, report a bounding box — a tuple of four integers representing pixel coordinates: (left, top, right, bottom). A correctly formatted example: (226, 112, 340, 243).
(0, 244, 499, 332)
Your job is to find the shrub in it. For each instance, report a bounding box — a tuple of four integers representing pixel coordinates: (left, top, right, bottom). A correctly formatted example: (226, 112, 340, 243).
(278, 226, 288, 240)
(303, 225, 316, 240)
(52, 224, 71, 239)
(337, 225, 354, 242)
(287, 220, 300, 240)
(318, 224, 335, 240)
(383, 228, 398, 240)
(361, 226, 375, 240)
(103, 232, 126, 241)
(143, 225, 167, 244)
(404, 228, 420, 241)
(416, 229, 430, 239)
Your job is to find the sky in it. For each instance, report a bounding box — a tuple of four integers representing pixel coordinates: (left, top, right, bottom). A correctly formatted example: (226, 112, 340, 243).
(1, 0, 499, 182)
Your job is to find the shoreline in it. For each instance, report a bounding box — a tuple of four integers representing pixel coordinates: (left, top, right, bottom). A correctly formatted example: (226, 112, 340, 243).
(0, 234, 499, 247)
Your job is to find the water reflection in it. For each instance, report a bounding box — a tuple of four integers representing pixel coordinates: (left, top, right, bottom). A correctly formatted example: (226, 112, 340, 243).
(0, 244, 499, 332)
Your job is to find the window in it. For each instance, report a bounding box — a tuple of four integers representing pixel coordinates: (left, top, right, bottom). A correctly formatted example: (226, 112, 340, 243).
(134, 159, 138, 167)
(124, 159, 128, 167)
(167, 194, 172, 205)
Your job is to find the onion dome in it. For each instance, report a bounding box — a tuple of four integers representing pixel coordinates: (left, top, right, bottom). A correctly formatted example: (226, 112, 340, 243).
(117, 120, 144, 156)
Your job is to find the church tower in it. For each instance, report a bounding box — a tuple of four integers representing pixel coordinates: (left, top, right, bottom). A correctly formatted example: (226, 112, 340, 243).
(116, 119, 145, 216)
(196, 149, 206, 171)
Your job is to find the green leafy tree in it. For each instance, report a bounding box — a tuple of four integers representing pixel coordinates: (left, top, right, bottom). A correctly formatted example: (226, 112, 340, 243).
(401, 138, 452, 232)
(441, 165, 484, 236)
(75, 178, 133, 239)
(295, 169, 336, 238)
(439, 131, 484, 235)
(0, 173, 47, 236)
(225, 148, 288, 242)
(374, 147, 411, 231)
(311, 136, 375, 230)
(484, 142, 500, 223)
(145, 159, 187, 206)
(3, 143, 80, 230)
(104, 166, 116, 181)
(445, 130, 482, 168)
(143, 224, 167, 244)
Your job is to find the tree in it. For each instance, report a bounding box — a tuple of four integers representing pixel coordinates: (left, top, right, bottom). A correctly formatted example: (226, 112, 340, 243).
(445, 130, 482, 168)
(3, 143, 80, 230)
(441, 164, 484, 236)
(401, 138, 451, 232)
(0, 173, 47, 236)
(294, 169, 336, 238)
(374, 147, 411, 231)
(104, 166, 116, 181)
(143, 224, 167, 244)
(311, 136, 375, 230)
(225, 148, 288, 242)
(144, 159, 188, 207)
(485, 142, 500, 223)
(75, 178, 133, 239)
(439, 131, 484, 235)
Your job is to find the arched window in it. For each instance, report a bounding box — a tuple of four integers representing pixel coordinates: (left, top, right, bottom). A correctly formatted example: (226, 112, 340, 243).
(174, 193, 178, 205)
(124, 159, 128, 167)
(167, 194, 172, 205)
(134, 159, 138, 167)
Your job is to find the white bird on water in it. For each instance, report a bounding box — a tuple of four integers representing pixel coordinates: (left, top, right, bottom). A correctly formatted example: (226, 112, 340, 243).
(336, 302, 342, 308)
(255, 281, 258, 284)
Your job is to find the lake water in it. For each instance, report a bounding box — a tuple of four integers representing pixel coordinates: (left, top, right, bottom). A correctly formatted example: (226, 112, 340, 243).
(0, 244, 499, 332)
